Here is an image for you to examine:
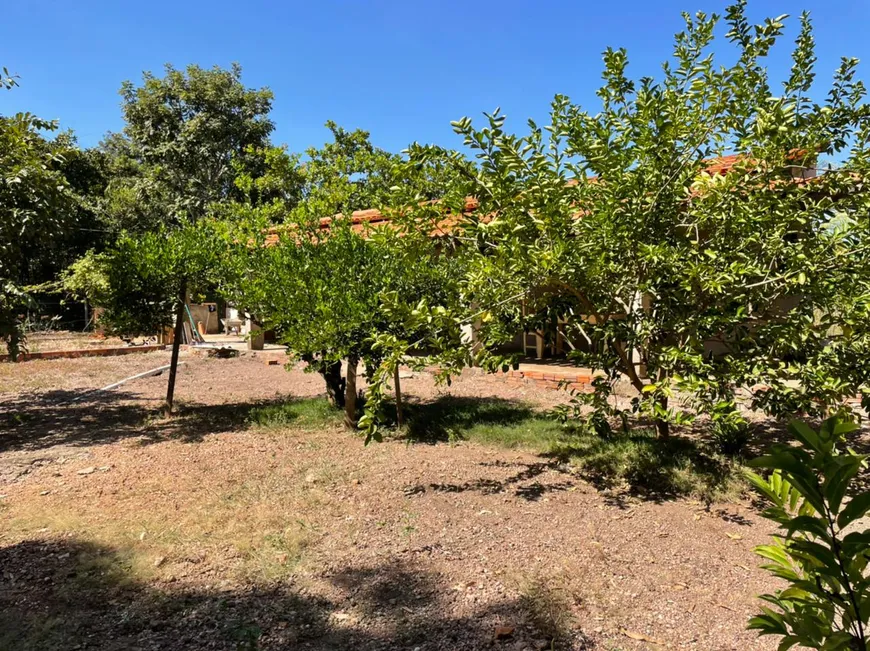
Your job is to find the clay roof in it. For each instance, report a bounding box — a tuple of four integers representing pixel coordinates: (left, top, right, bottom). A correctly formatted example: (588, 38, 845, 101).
(263, 197, 479, 246)
(262, 154, 813, 246)
(703, 154, 742, 175)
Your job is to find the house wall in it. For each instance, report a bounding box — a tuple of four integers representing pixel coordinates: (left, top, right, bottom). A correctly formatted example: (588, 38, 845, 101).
(188, 303, 221, 334)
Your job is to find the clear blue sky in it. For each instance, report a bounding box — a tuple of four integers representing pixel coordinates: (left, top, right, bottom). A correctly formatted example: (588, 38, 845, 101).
(3, 0, 869, 154)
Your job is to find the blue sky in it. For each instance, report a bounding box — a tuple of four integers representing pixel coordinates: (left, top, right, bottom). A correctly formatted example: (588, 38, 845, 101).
(3, 0, 869, 154)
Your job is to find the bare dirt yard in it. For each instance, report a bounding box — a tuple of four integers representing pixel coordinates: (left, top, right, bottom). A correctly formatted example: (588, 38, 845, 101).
(22, 330, 132, 353)
(0, 351, 796, 650)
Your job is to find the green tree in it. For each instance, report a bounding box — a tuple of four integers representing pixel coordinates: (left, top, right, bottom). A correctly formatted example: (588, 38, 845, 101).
(97, 226, 216, 414)
(409, 2, 870, 437)
(215, 125, 465, 432)
(97, 63, 276, 412)
(0, 71, 79, 358)
(104, 63, 276, 230)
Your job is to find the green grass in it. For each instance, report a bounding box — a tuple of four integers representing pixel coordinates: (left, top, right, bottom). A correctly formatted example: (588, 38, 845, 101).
(401, 396, 743, 501)
(247, 397, 343, 430)
(548, 429, 743, 501)
(245, 394, 743, 501)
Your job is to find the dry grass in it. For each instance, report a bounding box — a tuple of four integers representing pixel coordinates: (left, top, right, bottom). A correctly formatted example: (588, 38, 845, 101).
(515, 568, 581, 644)
(2, 444, 349, 585)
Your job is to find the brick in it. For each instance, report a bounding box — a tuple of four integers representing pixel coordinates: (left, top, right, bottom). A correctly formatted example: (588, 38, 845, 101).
(0, 344, 166, 363)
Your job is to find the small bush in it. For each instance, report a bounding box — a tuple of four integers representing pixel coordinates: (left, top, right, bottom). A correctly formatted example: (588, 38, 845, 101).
(710, 408, 751, 456)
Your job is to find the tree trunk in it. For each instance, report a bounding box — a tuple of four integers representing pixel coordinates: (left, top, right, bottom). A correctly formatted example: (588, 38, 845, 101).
(653, 367, 671, 439)
(344, 356, 358, 429)
(655, 394, 670, 439)
(394, 365, 404, 428)
(655, 418, 670, 439)
(321, 360, 345, 409)
(164, 280, 187, 417)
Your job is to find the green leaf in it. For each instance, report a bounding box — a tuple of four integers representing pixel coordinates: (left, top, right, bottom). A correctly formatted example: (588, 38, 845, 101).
(837, 492, 870, 530)
(788, 420, 822, 453)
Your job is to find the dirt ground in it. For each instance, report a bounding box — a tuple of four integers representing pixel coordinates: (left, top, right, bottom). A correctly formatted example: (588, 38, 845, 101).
(0, 351, 786, 650)
(22, 330, 132, 353)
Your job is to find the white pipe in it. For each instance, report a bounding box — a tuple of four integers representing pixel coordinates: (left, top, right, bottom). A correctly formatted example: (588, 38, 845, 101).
(68, 362, 184, 403)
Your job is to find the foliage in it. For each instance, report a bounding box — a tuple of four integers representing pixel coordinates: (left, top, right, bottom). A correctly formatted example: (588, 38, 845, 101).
(407, 3, 870, 437)
(104, 63, 276, 231)
(97, 226, 214, 336)
(1, 66, 18, 89)
(0, 74, 79, 358)
(59, 250, 112, 308)
(709, 400, 752, 455)
(215, 124, 467, 434)
(747, 416, 870, 650)
(214, 211, 460, 431)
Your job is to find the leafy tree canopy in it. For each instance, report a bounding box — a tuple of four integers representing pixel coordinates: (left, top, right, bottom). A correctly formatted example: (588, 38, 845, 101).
(0, 72, 80, 357)
(104, 63, 276, 231)
(213, 124, 467, 434)
(408, 1, 870, 437)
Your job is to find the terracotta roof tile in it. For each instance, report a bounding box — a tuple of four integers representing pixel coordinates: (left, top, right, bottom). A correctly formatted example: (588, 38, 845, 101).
(263, 155, 812, 244)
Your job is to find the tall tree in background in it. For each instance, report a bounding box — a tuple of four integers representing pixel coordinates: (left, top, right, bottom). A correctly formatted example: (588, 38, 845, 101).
(101, 63, 275, 231)
(99, 63, 276, 413)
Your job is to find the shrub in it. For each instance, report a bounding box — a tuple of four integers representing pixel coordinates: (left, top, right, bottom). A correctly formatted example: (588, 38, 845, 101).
(747, 416, 870, 650)
(710, 401, 751, 456)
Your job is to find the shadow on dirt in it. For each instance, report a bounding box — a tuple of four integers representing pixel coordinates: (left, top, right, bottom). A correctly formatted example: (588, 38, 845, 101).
(417, 459, 577, 502)
(0, 389, 325, 453)
(0, 538, 593, 651)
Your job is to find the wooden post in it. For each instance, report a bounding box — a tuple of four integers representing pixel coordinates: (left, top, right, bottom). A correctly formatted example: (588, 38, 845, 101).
(394, 365, 404, 428)
(344, 356, 358, 429)
(164, 280, 187, 417)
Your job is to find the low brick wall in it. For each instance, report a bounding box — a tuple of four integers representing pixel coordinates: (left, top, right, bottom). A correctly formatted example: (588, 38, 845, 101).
(0, 344, 166, 363)
(500, 368, 592, 391)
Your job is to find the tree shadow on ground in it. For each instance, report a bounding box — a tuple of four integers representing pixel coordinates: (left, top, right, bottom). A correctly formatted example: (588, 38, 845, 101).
(396, 395, 741, 503)
(414, 459, 577, 502)
(544, 428, 742, 503)
(0, 538, 593, 651)
(3, 386, 743, 503)
(0, 389, 326, 453)
(748, 417, 870, 456)
(400, 396, 539, 444)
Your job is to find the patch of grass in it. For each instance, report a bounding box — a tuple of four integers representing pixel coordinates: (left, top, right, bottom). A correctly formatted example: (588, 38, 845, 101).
(247, 397, 342, 431)
(402, 396, 544, 444)
(548, 428, 743, 502)
(4, 458, 330, 586)
(236, 525, 309, 582)
(517, 571, 578, 643)
(402, 396, 743, 501)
